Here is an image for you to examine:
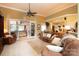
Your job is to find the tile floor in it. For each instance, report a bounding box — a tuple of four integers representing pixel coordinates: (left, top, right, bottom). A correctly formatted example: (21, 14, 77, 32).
(1, 37, 39, 56)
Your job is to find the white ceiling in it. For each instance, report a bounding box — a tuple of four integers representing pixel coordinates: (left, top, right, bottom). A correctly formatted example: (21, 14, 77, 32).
(0, 3, 76, 17)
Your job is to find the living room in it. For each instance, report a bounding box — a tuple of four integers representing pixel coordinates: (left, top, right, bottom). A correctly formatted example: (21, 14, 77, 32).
(0, 3, 78, 56)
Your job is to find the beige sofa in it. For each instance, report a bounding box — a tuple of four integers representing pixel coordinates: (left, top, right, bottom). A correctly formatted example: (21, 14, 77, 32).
(42, 39, 79, 56)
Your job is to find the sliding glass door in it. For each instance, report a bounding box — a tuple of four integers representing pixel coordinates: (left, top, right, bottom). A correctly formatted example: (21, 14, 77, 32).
(29, 21, 36, 38)
(9, 20, 37, 39)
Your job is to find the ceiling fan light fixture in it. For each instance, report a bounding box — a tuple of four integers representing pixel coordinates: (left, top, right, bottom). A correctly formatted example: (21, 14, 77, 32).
(26, 3, 37, 17)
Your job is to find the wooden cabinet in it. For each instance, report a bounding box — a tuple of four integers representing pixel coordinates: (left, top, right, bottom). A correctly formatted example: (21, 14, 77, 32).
(0, 15, 4, 37)
(0, 15, 4, 54)
(0, 39, 3, 54)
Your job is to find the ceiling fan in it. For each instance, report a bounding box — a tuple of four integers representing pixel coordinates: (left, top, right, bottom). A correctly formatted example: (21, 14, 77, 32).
(26, 3, 37, 17)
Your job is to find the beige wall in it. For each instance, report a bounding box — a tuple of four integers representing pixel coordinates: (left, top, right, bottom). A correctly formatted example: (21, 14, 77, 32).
(78, 4, 79, 38)
(1, 4, 77, 33)
(45, 4, 77, 32)
(0, 7, 25, 32)
(47, 14, 77, 31)
(0, 7, 45, 32)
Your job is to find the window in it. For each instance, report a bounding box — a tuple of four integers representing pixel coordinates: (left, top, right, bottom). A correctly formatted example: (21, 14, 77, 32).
(10, 20, 25, 32)
(10, 21, 17, 32)
(18, 25, 24, 31)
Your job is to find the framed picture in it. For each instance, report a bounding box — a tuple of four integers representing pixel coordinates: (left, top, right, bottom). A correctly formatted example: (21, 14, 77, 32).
(37, 24, 41, 30)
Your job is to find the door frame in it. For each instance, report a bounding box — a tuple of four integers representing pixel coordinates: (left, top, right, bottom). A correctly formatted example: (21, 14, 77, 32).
(29, 21, 37, 38)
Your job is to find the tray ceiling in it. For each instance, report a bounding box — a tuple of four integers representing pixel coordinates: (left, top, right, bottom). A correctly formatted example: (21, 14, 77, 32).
(0, 3, 76, 17)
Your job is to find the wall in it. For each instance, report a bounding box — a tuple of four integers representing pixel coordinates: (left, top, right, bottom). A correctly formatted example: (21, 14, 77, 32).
(0, 7, 25, 32)
(0, 7, 45, 33)
(48, 14, 77, 31)
(45, 4, 77, 32)
(78, 4, 79, 38)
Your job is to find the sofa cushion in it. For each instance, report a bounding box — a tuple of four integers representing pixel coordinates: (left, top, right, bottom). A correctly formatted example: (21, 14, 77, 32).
(51, 37, 61, 46)
(62, 49, 79, 56)
(66, 40, 79, 48)
(61, 34, 76, 43)
(43, 33, 47, 37)
(5, 35, 13, 38)
(61, 38, 74, 47)
(46, 45, 63, 53)
(47, 34, 52, 38)
(62, 40, 79, 56)
(42, 47, 62, 56)
(61, 34, 77, 47)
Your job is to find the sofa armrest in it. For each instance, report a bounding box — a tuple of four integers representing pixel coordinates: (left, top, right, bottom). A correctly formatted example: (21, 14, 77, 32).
(41, 47, 62, 56)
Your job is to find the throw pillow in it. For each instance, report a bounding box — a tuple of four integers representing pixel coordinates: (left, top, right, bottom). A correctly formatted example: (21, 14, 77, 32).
(51, 37, 61, 46)
(47, 34, 51, 38)
(46, 45, 63, 52)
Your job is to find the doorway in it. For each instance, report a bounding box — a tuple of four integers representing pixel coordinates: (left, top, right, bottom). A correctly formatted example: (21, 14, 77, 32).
(29, 21, 36, 38)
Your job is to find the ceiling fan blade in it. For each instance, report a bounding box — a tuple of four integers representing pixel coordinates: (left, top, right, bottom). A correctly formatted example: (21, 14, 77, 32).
(31, 14, 34, 16)
(27, 13, 33, 16)
(32, 12, 37, 14)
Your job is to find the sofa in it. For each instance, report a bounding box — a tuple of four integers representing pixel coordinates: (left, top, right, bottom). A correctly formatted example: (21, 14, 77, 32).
(39, 32, 53, 43)
(3, 32, 17, 44)
(0, 38, 4, 54)
(39, 31, 65, 43)
(41, 38, 79, 56)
